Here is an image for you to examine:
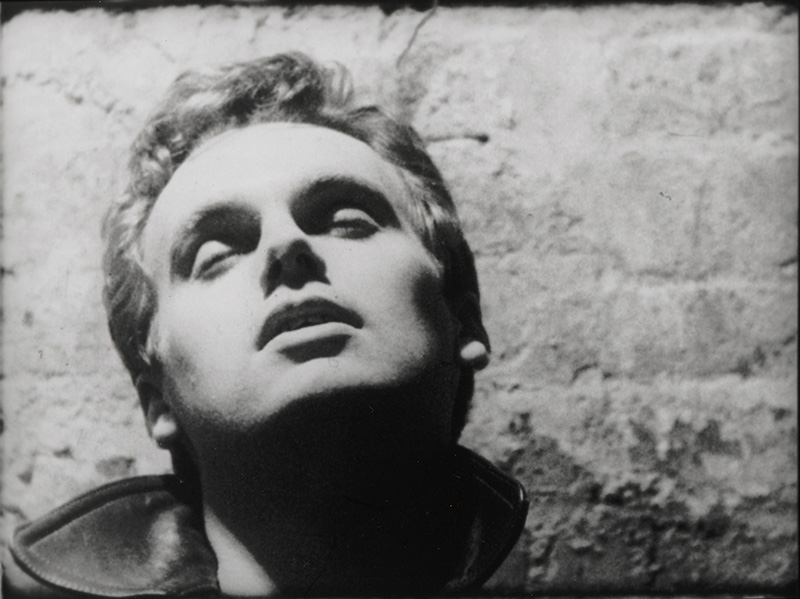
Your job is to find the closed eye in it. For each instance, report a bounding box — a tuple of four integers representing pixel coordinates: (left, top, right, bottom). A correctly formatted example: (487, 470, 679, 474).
(327, 207, 380, 238)
(170, 203, 260, 281)
(294, 177, 401, 237)
(191, 240, 240, 280)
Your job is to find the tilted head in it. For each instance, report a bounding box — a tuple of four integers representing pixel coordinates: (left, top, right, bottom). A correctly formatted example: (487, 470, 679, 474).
(102, 53, 489, 457)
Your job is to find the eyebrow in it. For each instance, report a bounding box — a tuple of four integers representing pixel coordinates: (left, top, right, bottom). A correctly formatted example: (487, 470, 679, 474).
(297, 175, 402, 229)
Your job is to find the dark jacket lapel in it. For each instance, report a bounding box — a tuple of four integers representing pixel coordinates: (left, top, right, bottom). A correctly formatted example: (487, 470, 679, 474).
(6, 448, 527, 597)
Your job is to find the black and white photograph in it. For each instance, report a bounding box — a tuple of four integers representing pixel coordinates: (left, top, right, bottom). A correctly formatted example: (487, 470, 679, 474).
(1, 2, 797, 597)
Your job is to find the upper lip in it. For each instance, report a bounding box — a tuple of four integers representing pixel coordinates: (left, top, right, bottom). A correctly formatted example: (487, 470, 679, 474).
(256, 297, 362, 349)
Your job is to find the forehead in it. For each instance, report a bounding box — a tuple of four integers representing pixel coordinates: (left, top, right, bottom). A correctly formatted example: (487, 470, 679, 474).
(158, 122, 408, 216)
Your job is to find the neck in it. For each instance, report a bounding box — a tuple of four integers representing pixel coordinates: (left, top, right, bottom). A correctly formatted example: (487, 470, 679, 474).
(192, 390, 465, 596)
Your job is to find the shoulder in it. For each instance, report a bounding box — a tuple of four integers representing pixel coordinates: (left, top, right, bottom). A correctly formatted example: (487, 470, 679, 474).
(3, 452, 527, 597)
(3, 476, 219, 598)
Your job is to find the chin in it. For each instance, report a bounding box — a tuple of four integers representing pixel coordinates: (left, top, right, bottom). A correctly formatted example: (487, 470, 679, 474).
(293, 353, 453, 416)
(270, 355, 421, 401)
(292, 351, 450, 395)
(184, 355, 457, 472)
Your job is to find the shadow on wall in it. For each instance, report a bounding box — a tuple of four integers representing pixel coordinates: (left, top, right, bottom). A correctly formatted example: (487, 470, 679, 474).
(483, 413, 797, 594)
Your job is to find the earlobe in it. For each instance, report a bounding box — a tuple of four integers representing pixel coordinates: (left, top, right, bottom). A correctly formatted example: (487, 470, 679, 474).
(453, 291, 491, 371)
(459, 339, 489, 370)
(136, 374, 180, 449)
(149, 409, 180, 449)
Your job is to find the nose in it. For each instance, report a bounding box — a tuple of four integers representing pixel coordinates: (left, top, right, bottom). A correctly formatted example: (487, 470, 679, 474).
(260, 230, 328, 297)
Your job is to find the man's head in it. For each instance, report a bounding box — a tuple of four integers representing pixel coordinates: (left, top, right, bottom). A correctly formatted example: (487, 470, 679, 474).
(102, 53, 489, 461)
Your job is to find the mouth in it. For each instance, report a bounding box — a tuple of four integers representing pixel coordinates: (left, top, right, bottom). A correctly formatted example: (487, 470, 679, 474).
(256, 297, 363, 350)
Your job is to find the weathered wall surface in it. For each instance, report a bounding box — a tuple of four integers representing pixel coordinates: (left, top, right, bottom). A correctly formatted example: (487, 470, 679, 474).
(2, 4, 797, 593)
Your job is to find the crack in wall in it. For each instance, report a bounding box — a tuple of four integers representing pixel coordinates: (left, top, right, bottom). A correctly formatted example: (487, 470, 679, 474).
(6, 73, 119, 114)
(396, 0, 438, 67)
(425, 132, 489, 144)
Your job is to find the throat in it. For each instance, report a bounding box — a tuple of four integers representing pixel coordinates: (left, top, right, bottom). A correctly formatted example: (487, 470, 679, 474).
(201, 449, 468, 596)
(188, 382, 466, 595)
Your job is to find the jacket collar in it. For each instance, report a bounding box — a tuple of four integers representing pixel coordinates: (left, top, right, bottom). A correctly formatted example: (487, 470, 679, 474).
(9, 446, 527, 597)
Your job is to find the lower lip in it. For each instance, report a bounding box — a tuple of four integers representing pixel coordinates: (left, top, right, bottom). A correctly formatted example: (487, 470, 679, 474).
(267, 322, 355, 351)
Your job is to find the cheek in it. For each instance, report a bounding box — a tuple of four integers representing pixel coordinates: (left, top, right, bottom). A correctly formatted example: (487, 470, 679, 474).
(368, 245, 455, 350)
(154, 286, 256, 383)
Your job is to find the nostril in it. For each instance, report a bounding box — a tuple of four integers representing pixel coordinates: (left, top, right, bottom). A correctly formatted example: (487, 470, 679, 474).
(261, 235, 331, 296)
(265, 258, 283, 288)
(262, 239, 328, 296)
(294, 251, 313, 270)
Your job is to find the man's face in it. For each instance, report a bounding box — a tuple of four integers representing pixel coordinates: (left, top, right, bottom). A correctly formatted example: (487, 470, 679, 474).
(141, 123, 459, 455)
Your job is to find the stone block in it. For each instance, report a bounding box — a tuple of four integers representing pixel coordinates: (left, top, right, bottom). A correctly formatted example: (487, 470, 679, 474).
(698, 148, 798, 279)
(602, 24, 798, 138)
(679, 284, 797, 378)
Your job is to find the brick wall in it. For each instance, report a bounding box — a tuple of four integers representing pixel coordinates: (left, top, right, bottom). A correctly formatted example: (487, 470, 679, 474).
(2, 4, 797, 593)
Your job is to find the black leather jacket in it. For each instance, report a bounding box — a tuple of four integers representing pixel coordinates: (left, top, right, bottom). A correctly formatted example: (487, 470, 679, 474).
(4, 446, 527, 598)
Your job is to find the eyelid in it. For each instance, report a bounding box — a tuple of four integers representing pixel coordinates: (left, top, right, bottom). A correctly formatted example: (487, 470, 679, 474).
(331, 206, 378, 222)
(296, 178, 401, 231)
(190, 240, 236, 279)
(169, 203, 260, 281)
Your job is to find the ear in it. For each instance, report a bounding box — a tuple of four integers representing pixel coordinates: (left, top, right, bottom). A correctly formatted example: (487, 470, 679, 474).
(453, 291, 490, 371)
(136, 373, 180, 449)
